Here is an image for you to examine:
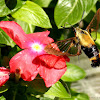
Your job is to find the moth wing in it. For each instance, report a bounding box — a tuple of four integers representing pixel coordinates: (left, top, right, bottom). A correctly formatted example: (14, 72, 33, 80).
(44, 37, 81, 56)
(86, 8, 100, 40)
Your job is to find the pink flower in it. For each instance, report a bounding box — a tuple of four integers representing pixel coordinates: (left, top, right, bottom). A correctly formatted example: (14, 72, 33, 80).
(0, 21, 70, 87)
(0, 67, 10, 87)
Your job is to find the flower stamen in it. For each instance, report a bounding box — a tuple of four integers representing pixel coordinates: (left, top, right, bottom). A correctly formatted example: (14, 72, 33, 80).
(32, 43, 43, 52)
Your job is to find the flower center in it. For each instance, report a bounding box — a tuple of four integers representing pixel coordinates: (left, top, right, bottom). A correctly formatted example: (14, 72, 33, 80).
(32, 43, 43, 52)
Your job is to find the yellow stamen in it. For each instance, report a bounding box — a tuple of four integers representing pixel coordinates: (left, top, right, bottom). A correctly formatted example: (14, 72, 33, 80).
(32, 43, 42, 52)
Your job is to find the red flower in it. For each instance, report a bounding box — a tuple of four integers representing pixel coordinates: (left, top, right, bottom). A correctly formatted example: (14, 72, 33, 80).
(0, 67, 10, 87)
(0, 21, 70, 87)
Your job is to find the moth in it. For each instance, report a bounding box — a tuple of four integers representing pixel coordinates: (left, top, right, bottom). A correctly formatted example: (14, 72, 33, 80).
(44, 8, 100, 67)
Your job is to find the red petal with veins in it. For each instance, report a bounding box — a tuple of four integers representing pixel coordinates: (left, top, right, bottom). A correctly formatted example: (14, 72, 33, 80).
(36, 54, 67, 69)
(33, 54, 67, 87)
(39, 65, 67, 87)
(10, 49, 39, 81)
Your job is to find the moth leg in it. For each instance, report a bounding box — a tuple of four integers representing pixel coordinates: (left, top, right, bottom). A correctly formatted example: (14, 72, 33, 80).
(77, 45, 82, 55)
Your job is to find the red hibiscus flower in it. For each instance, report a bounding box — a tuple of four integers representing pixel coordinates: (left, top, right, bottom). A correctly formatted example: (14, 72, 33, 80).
(0, 67, 10, 87)
(0, 21, 70, 87)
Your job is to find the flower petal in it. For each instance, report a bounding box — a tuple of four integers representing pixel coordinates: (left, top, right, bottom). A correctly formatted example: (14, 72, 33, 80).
(0, 21, 33, 49)
(0, 67, 10, 87)
(0, 21, 54, 48)
(10, 49, 39, 81)
(27, 30, 54, 44)
(63, 55, 70, 62)
(37, 54, 67, 69)
(39, 65, 67, 87)
(34, 54, 67, 87)
(29, 30, 50, 37)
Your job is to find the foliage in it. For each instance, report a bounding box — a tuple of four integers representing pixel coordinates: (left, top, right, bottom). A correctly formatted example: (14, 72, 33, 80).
(0, 0, 100, 100)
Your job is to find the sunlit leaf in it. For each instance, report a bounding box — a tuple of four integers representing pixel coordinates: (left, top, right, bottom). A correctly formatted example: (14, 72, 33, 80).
(0, 96, 6, 100)
(40, 97, 53, 100)
(59, 93, 89, 100)
(76, 93, 89, 100)
(16, 20, 35, 34)
(61, 63, 86, 82)
(0, 0, 11, 17)
(45, 81, 71, 98)
(0, 0, 24, 17)
(95, 32, 100, 49)
(12, 1, 52, 28)
(54, 0, 98, 28)
(32, 0, 52, 7)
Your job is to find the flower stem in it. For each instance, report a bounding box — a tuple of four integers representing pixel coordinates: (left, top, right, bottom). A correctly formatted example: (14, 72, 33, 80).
(13, 89, 17, 100)
(15, 69, 21, 83)
(15, 73, 20, 83)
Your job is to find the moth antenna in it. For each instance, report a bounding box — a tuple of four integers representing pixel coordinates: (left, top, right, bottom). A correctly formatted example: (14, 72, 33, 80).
(61, 22, 76, 32)
(79, 11, 85, 24)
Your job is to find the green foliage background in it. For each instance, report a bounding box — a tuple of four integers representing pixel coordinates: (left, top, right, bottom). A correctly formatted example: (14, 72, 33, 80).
(0, 0, 100, 100)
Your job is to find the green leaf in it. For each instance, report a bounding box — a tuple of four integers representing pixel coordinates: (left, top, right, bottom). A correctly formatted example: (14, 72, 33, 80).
(76, 93, 89, 100)
(40, 97, 53, 100)
(61, 63, 86, 82)
(54, 0, 98, 28)
(60, 93, 89, 100)
(0, 29, 15, 47)
(11, 0, 26, 13)
(21, 79, 48, 93)
(95, 32, 100, 49)
(12, 1, 52, 28)
(45, 81, 71, 98)
(0, 96, 6, 100)
(0, 85, 8, 93)
(27, 79, 48, 93)
(89, 32, 100, 49)
(32, 0, 52, 7)
(16, 20, 35, 34)
(91, 5, 96, 13)
(0, 0, 11, 17)
(0, 0, 24, 17)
